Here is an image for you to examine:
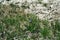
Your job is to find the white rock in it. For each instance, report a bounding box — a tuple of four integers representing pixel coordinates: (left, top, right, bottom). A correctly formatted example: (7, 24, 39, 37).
(42, 0, 49, 3)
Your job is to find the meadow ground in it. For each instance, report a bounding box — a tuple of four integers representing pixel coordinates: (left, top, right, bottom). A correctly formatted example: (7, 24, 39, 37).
(0, 4, 60, 40)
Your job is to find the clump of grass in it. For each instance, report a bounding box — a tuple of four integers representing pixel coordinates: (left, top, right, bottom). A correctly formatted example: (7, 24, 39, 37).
(55, 20, 60, 31)
(41, 27, 50, 38)
(26, 14, 41, 33)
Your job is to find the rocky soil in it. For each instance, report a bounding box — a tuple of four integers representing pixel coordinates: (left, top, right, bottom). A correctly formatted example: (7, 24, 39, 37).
(0, 0, 60, 21)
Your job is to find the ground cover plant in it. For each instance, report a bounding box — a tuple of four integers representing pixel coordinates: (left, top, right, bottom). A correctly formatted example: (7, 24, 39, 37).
(0, 3, 60, 40)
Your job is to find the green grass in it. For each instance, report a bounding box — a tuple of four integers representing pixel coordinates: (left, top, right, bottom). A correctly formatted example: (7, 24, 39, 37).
(0, 3, 60, 40)
(55, 20, 60, 31)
